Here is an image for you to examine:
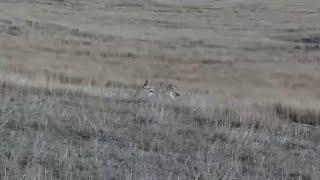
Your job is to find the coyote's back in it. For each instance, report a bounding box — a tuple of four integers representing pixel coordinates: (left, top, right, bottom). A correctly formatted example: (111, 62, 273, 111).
(143, 80, 180, 100)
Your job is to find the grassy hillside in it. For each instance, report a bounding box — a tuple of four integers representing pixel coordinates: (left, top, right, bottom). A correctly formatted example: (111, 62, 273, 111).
(0, 0, 319, 179)
(0, 82, 319, 179)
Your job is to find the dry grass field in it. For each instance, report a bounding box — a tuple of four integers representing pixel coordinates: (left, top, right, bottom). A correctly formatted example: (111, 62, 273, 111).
(0, 0, 320, 179)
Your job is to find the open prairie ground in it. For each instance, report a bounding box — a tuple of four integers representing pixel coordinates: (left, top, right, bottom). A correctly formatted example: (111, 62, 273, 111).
(0, 0, 320, 179)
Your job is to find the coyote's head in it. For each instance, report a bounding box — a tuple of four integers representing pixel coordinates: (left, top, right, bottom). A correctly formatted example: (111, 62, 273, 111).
(143, 80, 151, 89)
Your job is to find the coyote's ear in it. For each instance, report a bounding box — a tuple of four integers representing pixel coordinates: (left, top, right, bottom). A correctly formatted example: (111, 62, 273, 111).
(143, 80, 150, 88)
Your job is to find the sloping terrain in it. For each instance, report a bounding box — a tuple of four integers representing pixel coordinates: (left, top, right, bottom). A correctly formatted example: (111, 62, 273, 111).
(0, 0, 319, 179)
(0, 83, 319, 179)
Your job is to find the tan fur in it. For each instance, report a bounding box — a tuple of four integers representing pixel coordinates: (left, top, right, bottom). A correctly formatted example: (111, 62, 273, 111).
(142, 80, 180, 100)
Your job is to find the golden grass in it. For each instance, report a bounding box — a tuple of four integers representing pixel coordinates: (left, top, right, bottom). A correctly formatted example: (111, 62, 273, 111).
(0, 0, 319, 179)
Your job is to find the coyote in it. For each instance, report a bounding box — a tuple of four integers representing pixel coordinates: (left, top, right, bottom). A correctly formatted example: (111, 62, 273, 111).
(143, 80, 180, 100)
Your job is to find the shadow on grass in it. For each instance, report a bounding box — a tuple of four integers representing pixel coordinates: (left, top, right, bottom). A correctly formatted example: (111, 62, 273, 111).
(273, 103, 320, 126)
